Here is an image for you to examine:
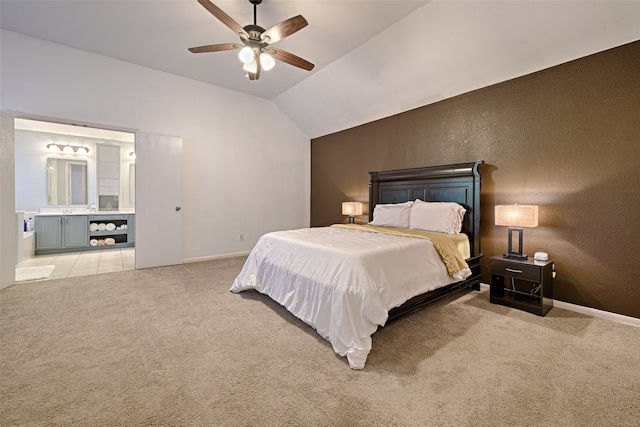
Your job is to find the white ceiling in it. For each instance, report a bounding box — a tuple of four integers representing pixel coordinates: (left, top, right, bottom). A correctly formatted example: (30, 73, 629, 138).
(2, 1, 639, 138)
(0, 0, 429, 100)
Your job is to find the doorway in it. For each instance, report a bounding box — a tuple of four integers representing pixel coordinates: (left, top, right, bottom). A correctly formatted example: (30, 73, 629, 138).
(14, 118, 137, 280)
(5, 113, 182, 288)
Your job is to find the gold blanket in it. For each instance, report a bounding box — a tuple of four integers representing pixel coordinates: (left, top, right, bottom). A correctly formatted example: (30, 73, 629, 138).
(331, 224, 469, 277)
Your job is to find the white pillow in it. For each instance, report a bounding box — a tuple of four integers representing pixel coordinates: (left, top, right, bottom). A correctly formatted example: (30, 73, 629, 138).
(409, 200, 466, 234)
(369, 201, 414, 229)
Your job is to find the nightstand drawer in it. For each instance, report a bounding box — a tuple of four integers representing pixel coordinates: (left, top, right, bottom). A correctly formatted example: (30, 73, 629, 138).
(490, 259, 540, 282)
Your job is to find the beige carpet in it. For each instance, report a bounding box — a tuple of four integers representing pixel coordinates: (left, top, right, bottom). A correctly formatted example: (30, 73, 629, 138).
(1, 257, 639, 426)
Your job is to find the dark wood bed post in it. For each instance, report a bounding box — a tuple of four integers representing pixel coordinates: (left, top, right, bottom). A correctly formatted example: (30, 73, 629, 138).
(368, 160, 485, 323)
(471, 160, 482, 257)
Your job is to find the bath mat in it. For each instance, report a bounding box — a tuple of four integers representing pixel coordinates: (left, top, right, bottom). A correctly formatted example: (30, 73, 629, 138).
(15, 265, 55, 282)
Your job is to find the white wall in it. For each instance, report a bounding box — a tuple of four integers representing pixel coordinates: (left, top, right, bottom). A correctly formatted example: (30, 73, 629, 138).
(1, 30, 310, 263)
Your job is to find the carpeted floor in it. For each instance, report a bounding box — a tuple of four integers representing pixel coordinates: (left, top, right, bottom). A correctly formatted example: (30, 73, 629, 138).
(1, 257, 639, 426)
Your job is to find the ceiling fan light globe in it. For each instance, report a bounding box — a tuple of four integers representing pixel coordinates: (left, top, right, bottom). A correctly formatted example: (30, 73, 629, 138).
(238, 46, 255, 64)
(260, 52, 275, 71)
(243, 60, 258, 74)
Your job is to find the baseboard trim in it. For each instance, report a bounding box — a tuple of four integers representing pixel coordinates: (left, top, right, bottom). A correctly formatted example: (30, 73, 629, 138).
(551, 299, 640, 328)
(183, 251, 251, 264)
(479, 283, 640, 328)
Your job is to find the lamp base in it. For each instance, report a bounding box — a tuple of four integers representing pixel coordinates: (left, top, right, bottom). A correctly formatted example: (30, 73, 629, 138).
(503, 252, 528, 260)
(503, 227, 527, 260)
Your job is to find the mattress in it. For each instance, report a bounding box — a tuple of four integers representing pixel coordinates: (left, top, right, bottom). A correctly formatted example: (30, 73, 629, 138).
(230, 226, 471, 369)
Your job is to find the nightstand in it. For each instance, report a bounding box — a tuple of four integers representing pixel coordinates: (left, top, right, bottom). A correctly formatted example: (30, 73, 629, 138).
(489, 256, 554, 316)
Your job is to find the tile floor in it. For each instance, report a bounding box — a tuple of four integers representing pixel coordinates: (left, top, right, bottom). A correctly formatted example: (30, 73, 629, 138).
(20, 248, 135, 280)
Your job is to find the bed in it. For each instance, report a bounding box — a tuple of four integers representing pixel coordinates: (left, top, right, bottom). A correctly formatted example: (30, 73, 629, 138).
(231, 161, 483, 369)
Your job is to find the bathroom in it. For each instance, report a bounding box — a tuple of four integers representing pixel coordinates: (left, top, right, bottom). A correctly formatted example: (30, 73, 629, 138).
(14, 119, 136, 280)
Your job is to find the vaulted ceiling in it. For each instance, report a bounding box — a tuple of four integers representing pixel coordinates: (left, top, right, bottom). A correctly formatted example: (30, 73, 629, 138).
(2, 1, 639, 138)
(1, 0, 428, 99)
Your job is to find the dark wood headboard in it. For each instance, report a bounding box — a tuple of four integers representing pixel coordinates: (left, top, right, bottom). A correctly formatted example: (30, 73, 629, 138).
(369, 160, 483, 258)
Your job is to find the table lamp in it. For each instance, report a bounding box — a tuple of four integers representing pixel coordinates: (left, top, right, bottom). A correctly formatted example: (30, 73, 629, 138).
(342, 202, 363, 224)
(495, 204, 538, 260)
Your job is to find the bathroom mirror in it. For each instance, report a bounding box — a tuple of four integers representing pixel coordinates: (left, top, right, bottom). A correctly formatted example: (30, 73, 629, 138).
(47, 158, 88, 205)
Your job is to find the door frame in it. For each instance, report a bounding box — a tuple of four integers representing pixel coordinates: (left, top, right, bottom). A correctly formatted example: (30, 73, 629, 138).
(1, 112, 17, 289)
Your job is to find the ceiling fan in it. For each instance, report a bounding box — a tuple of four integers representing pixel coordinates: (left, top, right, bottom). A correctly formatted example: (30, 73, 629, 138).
(189, 0, 314, 81)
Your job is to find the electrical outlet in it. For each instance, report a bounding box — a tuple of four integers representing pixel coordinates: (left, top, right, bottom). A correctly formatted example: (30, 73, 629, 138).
(239, 233, 244, 241)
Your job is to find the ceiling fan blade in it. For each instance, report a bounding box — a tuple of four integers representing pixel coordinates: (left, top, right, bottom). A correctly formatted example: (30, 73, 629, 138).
(197, 0, 247, 38)
(188, 43, 238, 54)
(271, 48, 315, 71)
(261, 15, 308, 44)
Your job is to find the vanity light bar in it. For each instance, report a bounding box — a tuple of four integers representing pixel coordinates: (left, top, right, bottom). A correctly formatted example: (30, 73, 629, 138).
(46, 143, 89, 154)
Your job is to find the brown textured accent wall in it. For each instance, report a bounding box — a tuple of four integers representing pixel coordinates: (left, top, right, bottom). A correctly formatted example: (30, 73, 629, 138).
(311, 40, 640, 319)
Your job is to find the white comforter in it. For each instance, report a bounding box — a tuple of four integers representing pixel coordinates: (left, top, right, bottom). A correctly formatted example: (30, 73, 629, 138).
(230, 226, 470, 369)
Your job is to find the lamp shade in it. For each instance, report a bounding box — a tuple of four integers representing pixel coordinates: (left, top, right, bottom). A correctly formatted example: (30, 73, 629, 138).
(495, 204, 538, 228)
(260, 52, 276, 71)
(342, 202, 363, 216)
(243, 60, 258, 74)
(238, 46, 255, 64)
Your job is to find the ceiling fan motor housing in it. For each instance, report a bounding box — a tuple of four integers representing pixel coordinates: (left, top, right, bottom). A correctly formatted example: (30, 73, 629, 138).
(243, 24, 266, 42)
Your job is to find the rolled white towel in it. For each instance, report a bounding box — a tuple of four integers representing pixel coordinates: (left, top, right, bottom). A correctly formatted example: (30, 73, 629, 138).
(121, 224, 128, 230)
(106, 223, 116, 231)
(89, 223, 99, 232)
(98, 223, 107, 231)
(90, 239, 98, 246)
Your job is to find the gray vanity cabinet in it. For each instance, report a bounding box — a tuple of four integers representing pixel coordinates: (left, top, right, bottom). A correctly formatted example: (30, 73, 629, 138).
(35, 216, 63, 251)
(35, 215, 88, 254)
(35, 214, 133, 255)
(64, 216, 89, 248)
